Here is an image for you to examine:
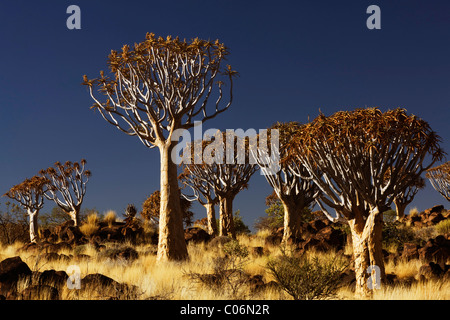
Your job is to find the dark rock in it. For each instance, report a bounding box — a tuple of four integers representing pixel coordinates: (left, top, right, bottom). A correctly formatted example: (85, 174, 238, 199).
(402, 243, 419, 261)
(185, 227, 211, 244)
(419, 262, 444, 280)
(36, 270, 68, 290)
(0, 256, 32, 283)
(249, 246, 264, 256)
(0, 256, 32, 299)
(20, 284, 59, 300)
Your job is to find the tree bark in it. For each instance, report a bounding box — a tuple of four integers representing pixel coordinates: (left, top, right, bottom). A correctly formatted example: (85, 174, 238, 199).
(204, 202, 217, 236)
(28, 209, 39, 244)
(281, 197, 302, 244)
(219, 195, 236, 239)
(368, 209, 386, 283)
(348, 215, 372, 299)
(68, 206, 81, 227)
(157, 143, 189, 262)
(394, 199, 407, 222)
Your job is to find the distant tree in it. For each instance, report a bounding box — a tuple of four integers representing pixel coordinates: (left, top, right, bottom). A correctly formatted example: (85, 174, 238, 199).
(4, 176, 48, 243)
(180, 162, 218, 236)
(253, 122, 320, 243)
(181, 132, 257, 239)
(141, 190, 194, 228)
(426, 161, 450, 202)
(393, 176, 425, 221)
(84, 33, 236, 261)
(288, 108, 444, 298)
(39, 159, 91, 227)
(0, 202, 28, 245)
(39, 206, 71, 227)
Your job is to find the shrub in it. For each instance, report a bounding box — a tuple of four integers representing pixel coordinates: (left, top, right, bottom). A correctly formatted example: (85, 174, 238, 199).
(382, 221, 416, 251)
(186, 240, 250, 298)
(266, 249, 347, 300)
(409, 207, 419, 217)
(80, 213, 100, 237)
(103, 210, 117, 227)
(435, 219, 450, 235)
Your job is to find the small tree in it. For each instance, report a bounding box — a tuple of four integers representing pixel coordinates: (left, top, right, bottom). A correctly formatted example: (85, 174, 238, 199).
(4, 176, 48, 243)
(254, 122, 320, 243)
(426, 161, 450, 202)
(181, 132, 257, 239)
(180, 166, 218, 236)
(84, 33, 236, 261)
(39, 159, 91, 227)
(393, 176, 425, 221)
(142, 190, 194, 228)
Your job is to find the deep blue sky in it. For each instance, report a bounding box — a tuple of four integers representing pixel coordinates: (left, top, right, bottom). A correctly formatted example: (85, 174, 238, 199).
(0, 1, 449, 230)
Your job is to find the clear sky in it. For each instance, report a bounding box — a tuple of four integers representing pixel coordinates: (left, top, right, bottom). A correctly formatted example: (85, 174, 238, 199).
(0, 1, 449, 230)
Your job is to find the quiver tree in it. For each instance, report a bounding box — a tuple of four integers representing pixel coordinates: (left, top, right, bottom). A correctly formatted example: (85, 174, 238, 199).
(179, 167, 218, 236)
(393, 176, 425, 221)
(181, 131, 258, 239)
(4, 176, 48, 243)
(288, 108, 444, 298)
(254, 122, 320, 244)
(426, 161, 450, 201)
(39, 159, 91, 227)
(84, 33, 236, 261)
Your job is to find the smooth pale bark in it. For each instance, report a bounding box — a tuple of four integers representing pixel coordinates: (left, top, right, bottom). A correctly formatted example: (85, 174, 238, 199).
(204, 202, 217, 236)
(393, 199, 407, 222)
(28, 209, 39, 244)
(348, 216, 372, 299)
(368, 210, 386, 283)
(348, 207, 385, 298)
(219, 195, 236, 239)
(68, 206, 81, 227)
(157, 143, 189, 261)
(281, 197, 303, 244)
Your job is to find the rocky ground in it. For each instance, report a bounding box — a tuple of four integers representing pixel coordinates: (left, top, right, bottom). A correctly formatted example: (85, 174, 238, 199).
(0, 205, 449, 300)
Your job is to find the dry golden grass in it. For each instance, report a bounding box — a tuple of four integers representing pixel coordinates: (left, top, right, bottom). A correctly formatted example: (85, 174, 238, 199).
(0, 232, 448, 300)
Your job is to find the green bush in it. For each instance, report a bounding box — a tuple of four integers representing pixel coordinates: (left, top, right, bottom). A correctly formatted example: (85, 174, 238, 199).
(435, 219, 450, 235)
(266, 249, 347, 300)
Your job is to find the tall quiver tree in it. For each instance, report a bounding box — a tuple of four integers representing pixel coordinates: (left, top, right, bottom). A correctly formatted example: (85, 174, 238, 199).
(84, 33, 236, 261)
(254, 122, 320, 244)
(289, 108, 444, 298)
(4, 176, 47, 243)
(426, 161, 450, 202)
(39, 160, 91, 227)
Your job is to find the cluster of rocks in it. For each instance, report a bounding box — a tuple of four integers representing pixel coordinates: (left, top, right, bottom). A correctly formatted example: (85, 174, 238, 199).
(40, 217, 144, 246)
(264, 218, 347, 253)
(0, 256, 138, 300)
(404, 205, 450, 228)
(401, 234, 450, 263)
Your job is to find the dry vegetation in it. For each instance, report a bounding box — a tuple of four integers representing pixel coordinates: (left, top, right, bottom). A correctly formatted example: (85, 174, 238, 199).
(0, 228, 448, 300)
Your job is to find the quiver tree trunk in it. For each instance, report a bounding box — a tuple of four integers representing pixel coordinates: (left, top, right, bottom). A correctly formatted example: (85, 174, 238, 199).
(28, 209, 40, 244)
(69, 206, 81, 227)
(219, 195, 236, 239)
(348, 208, 385, 298)
(393, 198, 407, 222)
(204, 202, 217, 236)
(348, 217, 371, 299)
(157, 143, 189, 262)
(368, 210, 386, 283)
(281, 197, 303, 244)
